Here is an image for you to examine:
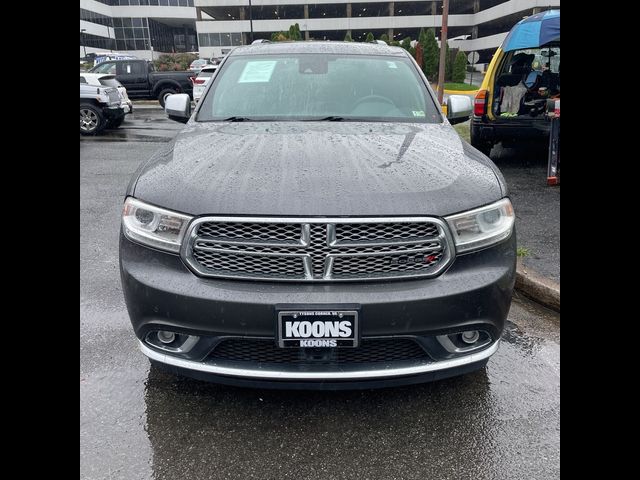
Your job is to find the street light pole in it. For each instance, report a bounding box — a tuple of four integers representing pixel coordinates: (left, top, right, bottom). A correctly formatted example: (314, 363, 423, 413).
(80, 29, 87, 58)
(106, 24, 113, 51)
(437, 0, 450, 105)
(248, 0, 254, 43)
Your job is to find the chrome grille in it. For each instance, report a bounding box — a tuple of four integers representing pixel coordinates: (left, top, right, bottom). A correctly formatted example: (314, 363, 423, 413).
(335, 222, 439, 242)
(197, 222, 301, 243)
(182, 217, 454, 282)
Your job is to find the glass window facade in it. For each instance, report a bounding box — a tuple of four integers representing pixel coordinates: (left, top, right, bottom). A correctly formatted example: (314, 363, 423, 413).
(80, 31, 116, 51)
(93, 0, 193, 5)
(199, 32, 243, 48)
(80, 8, 114, 27)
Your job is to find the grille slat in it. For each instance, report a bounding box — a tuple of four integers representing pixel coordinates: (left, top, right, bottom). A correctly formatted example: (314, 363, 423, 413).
(185, 218, 452, 281)
(209, 338, 430, 365)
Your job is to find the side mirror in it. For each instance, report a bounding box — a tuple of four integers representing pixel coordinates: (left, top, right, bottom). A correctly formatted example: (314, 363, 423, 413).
(165, 93, 191, 124)
(446, 95, 472, 125)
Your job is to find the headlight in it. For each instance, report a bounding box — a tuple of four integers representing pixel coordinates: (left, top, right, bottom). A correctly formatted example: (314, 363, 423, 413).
(122, 197, 193, 253)
(445, 198, 514, 253)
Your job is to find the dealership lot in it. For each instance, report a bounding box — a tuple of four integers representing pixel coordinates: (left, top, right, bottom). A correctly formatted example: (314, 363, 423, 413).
(80, 109, 559, 480)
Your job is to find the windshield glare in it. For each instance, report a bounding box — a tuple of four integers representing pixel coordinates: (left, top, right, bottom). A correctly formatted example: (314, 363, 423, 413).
(196, 54, 441, 122)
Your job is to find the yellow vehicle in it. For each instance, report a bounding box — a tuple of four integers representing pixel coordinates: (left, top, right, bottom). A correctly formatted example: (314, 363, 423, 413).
(470, 10, 560, 156)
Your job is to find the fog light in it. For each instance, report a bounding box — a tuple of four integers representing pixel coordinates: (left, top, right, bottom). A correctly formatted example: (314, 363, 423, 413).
(461, 330, 480, 344)
(157, 330, 176, 344)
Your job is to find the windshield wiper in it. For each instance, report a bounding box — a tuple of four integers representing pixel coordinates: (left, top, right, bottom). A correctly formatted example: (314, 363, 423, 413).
(308, 116, 345, 122)
(222, 116, 254, 122)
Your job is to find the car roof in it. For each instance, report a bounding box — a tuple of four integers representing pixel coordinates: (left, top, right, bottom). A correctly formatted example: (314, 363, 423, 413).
(230, 41, 407, 57)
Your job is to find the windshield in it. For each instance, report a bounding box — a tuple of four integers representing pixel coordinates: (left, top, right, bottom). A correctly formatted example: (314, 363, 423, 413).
(196, 53, 441, 122)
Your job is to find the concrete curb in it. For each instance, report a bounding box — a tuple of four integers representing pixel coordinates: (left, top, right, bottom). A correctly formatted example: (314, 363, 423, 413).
(515, 259, 560, 312)
(443, 88, 479, 96)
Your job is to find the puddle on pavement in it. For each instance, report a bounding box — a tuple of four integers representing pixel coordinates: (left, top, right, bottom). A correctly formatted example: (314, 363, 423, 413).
(80, 298, 559, 480)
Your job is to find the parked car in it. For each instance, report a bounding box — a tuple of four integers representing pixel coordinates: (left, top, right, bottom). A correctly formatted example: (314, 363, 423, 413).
(189, 58, 210, 73)
(470, 9, 560, 155)
(120, 41, 516, 389)
(192, 64, 218, 102)
(80, 83, 124, 135)
(80, 73, 133, 125)
(89, 59, 194, 107)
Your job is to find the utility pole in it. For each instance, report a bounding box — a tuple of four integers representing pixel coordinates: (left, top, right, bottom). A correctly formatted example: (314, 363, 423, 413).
(248, 0, 254, 43)
(437, 0, 450, 105)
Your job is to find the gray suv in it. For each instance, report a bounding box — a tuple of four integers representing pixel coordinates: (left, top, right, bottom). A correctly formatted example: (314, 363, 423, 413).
(119, 42, 516, 389)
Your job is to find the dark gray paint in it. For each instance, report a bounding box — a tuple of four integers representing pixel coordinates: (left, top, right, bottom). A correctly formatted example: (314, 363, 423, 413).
(129, 121, 504, 217)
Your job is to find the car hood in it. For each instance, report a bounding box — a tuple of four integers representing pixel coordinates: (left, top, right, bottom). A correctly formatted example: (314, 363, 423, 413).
(130, 121, 504, 217)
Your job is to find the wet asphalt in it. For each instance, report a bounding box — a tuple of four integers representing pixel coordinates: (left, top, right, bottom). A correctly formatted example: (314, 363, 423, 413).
(80, 109, 559, 480)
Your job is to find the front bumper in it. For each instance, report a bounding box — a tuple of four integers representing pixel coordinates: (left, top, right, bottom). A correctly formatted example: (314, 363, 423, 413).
(104, 106, 125, 120)
(120, 230, 516, 387)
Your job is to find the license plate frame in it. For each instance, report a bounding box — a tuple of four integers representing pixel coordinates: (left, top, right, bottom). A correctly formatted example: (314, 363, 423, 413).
(277, 309, 359, 348)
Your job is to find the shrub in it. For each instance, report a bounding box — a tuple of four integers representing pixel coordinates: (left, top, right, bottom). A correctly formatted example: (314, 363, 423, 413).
(365, 32, 375, 43)
(452, 50, 467, 83)
(379, 33, 389, 43)
(400, 37, 411, 51)
(153, 53, 197, 71)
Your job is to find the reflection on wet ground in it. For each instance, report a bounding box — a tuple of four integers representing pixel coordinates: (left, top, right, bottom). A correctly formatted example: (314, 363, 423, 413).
(80, 297, 559, 480)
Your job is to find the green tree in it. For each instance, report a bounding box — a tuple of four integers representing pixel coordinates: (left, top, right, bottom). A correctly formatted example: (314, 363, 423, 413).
(379, 33, 389, 43)
(444, 42, 452, 81)
(344, 32, 353, 42)
(288, 23, 302, 41)
(365, 32, 375, 43)
(422, 28, 439, 80)
(452, 50, 467, 83)
(400, 37, 412, 51)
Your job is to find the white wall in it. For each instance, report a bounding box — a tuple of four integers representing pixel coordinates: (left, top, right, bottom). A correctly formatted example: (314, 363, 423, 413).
(110, 6, 196, 19)
(80, 19, 114, 39)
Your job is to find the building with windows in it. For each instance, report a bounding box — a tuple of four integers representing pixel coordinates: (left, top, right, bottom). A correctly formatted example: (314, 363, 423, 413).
(195, 0, 559, 62)
(81, 0, 560, 63)
(80, 0, 198, 59)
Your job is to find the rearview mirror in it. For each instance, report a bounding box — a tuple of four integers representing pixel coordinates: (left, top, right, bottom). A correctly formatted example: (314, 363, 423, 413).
(446, 95, 472, 125)
(165, 93, 191, 124)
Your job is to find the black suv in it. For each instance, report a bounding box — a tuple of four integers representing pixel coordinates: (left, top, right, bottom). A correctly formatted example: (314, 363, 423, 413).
(119, 42, 516, 389)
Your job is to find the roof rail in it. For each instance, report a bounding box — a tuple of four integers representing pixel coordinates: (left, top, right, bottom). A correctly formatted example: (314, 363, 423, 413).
(251, 39, 272, 45)
(374, 40, 387, 45)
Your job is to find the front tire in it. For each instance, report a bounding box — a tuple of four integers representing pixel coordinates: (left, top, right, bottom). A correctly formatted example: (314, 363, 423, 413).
(80, 103, 106, 135)
(158, 88, 177, 108)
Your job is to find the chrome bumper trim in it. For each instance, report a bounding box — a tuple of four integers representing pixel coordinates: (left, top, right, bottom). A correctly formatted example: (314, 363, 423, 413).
(139, 339, 499, 381)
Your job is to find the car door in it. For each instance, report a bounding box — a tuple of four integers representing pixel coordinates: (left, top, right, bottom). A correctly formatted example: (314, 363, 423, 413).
(116, 61, 148, 98)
